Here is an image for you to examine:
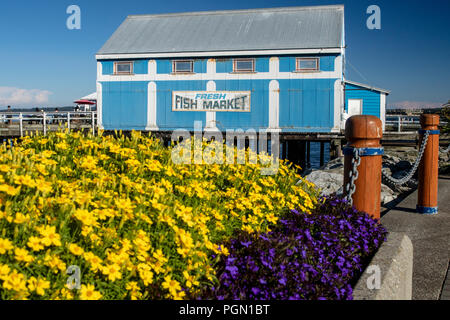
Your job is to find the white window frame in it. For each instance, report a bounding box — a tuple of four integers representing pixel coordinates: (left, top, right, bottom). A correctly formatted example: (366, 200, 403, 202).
(114, 61, 133, 75)
(295, 57, 319, 72)
(233, 58, 255, 73)
(173, 60, 194, 73)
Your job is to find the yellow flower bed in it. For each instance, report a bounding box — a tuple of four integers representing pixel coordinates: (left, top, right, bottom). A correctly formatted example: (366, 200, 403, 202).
(0, 130, 317, 300)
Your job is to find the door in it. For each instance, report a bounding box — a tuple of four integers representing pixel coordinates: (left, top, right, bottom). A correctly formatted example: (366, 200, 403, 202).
(348, 99, 363, 116)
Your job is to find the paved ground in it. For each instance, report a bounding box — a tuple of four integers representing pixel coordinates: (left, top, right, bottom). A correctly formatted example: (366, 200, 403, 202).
(381, 176, 450, 300)
(440, 264, 450, 300)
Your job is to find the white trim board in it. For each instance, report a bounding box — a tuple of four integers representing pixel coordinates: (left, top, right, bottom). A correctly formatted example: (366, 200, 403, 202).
(96, 48, 342, 60)
(98, 71, 341, 82)
(96, 82, 103, 129)
(380, 93, 386, 132)
(145, 81, 158, 131)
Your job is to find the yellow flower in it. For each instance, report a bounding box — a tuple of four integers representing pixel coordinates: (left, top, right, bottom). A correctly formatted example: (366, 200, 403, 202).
(44, 253, 67, 273)
(102, 264, 122, 281)
(13, 212, 30, 224)
(79, 284, 103, 300)
(126, 281, 140, 292)
(0, 238, 14, 254)
(80, 155, 98, 171)
(2, 269, 27, 292)
(14, 175, 37, 188)
(38, 226, 62, 247)
(27, 277, 50, 296)
(68, 243, 84, 256)
(14, 247, 35, 263)
(0, 184, 20, 196)
(27, 236, 44, 252)
(83, 252, 103, 272)
(137, 264, 154, 286)
(74, 209, 98, 227)
(172, 290, 186, 300)
(0, 264, 11, 280)
(35, 163, 49, 176)
(126, 281, 142, 300)
(59, 287, 74, 300)
(115, 198, 135, 213)
(162, 275, 182, 298)
(182, 271, 199, 289)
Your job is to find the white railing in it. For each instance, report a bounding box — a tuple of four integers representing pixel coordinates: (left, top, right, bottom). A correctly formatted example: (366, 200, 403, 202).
(385, 115, 420, 133)
(385, 114, 447, 133)
(0, 111, 97, 137)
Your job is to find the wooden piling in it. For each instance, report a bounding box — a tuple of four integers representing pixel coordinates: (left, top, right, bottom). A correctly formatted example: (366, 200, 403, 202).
(417, 114, 440, 214)
(343, 115, 383, 220)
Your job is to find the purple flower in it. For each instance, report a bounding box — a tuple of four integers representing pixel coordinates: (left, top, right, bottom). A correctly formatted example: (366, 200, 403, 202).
(200, 195, 387, 301)
(251, 287, 260, 295)
(241, 240, 252, 248)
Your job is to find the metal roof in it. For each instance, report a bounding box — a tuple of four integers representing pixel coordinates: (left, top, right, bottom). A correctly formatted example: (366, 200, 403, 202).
(345, 80, 391, 94)
(98, 5, 344, 56)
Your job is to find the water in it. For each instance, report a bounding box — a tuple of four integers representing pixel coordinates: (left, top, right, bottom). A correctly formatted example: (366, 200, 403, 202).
(309, 142, 330, 169)
(273, 141, 330, 169)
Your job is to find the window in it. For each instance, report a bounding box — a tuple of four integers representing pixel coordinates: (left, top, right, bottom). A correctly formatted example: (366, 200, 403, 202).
(233, 58, 254, 72)
(296, 58, 319, 71)
(173, 60, 194, 73)
(114, 61, 133, 75)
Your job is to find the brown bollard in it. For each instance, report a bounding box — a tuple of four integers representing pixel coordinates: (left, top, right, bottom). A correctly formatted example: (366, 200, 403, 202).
(417, 114, 440, 214)
(343, 115, 383, 220)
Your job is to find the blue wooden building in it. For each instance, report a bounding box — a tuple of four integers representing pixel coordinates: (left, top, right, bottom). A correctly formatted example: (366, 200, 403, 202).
(95, 5, 389, 134)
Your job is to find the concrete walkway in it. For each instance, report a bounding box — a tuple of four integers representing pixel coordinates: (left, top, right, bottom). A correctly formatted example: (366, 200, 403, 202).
(381, 176, 450, 300)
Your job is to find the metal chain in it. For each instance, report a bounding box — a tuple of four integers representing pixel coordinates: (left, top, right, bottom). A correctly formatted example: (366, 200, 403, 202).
(382, 131, 430, 186)
(345, 148, 361, 206)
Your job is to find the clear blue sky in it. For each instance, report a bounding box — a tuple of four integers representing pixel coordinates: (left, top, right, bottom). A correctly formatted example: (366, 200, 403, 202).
(0, 0, 449, 108)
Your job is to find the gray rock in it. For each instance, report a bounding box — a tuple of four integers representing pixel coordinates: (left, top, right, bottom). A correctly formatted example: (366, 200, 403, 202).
(305, 170, 343, 196)
(381, 184, 396, 204)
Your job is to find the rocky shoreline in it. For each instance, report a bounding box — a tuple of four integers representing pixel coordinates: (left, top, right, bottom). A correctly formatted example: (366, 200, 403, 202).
(304, 146, 450, 208)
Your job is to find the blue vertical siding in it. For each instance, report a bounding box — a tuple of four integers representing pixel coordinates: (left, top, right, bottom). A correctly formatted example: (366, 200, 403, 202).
(133, 60, 148, 74)
(278, 79, 335, 131)
(101, 81, 149, 130)
(101, 61, 114, 75)
(193, 59, 207, 73)
(255, 57, 269, 72)
(157, 59, 172, 74)
(345, 83, 381, 118)
(216, 59, 233, 73)
(319, 56, 336, 72)
(215, 80, 269, 130)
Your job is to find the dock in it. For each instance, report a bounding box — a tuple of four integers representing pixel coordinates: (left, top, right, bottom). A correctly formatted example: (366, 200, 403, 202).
(381, 176, 450, 300)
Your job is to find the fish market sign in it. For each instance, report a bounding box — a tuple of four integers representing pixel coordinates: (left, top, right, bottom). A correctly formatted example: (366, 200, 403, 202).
(172, 91, 251, 112)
